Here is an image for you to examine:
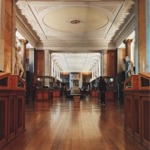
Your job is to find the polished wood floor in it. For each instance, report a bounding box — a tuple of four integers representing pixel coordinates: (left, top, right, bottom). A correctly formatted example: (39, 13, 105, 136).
(2, 96, 147, 150)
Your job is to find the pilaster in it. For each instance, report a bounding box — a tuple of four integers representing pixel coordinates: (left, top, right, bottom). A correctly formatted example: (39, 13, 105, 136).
(137, 0, 146, 72)
(4, 0, 16, 73)
(146, 0, 150, 72)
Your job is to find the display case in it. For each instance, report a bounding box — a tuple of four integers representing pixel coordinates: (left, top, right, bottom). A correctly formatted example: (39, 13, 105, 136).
(36, 76, 54, 89)
(0, 73, 25, 149)
(138, 72, 150, 90)
(10, 74, 26, 90)
(124, 73, 150, 149)
(124, 75, 139, 90)
(0, 73, 25, 90)
(35, 76, 60, 100)
(0, 73, 11, 90)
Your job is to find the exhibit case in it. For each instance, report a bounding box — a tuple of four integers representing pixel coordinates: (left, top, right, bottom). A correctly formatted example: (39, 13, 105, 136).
(124, 73, 150, 149)
(0, 73, 25, 149)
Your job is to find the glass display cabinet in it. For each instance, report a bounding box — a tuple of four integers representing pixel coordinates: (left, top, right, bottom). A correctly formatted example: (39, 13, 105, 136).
(0, 73, 25, 90)
(35, 76, 60, 100)
(0, 73, 11, 90)
(138, 72, 150, 90)
(0, 73, 25, 149)
(124, 75, 139, 90)
(124, 73, 150, 149)
(36, 76, 54, 89)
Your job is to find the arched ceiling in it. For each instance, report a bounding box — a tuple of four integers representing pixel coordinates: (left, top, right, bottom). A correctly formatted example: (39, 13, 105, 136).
(16, 0, 134, 72)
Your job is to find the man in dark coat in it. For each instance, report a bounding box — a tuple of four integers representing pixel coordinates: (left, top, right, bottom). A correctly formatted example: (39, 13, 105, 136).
(99, 77, 107, 106)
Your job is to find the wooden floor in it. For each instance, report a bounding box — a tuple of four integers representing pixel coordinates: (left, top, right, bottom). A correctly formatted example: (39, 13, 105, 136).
(2, 96, 147, 150)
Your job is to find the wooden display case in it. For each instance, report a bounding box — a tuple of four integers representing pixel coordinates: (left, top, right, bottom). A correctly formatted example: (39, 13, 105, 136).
(124, 75, 139, 90)
(35, 76, 59, 101)
(138, 72, 150, 90)
(0, 73, 25, 149)
(0, 73, 25, 90)
(10, 74, 26, 90)
(139, 72, 150, 148)
(124, 73, 150, 149)
(0, 96, 7, 149)
(0, 73, 11, 90)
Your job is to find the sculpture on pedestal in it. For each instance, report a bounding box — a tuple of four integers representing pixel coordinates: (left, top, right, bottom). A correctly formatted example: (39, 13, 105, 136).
(124, 56, 134, 79)
(14, 46, 24, 78)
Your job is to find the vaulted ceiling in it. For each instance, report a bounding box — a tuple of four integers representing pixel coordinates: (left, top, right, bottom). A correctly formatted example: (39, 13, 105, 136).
(16, 0, 134, 72)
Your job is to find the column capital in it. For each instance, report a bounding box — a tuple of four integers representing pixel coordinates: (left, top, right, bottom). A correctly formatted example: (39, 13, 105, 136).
(123, 39, 133, 45)
(19, 39, 28, 45)
(123, 39, 133, 58)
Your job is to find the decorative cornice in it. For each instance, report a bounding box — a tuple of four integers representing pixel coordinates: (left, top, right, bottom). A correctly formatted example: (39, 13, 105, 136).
(15, 6, 40, 47)
(112, 9, 135, 47)
(36, 40, 116, 51)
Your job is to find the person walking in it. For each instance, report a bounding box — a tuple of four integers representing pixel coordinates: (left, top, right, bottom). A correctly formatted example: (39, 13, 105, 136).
(99, 77, 107, 107)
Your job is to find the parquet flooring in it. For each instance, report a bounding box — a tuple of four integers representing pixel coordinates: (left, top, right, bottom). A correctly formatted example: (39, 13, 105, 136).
(2, 96, 147, 150)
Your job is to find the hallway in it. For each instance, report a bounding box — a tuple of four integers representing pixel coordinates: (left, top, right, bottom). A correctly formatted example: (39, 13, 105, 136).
(2, 96, 146, 150)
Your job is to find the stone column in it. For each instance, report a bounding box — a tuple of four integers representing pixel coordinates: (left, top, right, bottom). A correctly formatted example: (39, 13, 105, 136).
(19, 39, 28, 78)
(146, 0, 150, 72)
(123, 39, 133, 59)
(49, 51, 52, 76)
(0, 0, 4, 71)
(103, 51, 107, 76)
(44, 50, 50, 85)
(0, 0, 16, 73)
(137, 0, 146, 72)
(99, 52, 103, 76)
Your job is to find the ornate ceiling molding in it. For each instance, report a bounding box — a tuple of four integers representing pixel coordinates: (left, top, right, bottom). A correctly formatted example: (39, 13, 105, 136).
(16, 0, 134, 50)
(16, 7, 40, 47)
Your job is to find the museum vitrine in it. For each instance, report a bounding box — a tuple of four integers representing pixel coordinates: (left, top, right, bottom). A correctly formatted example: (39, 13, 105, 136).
(124, 73, 150, 149)
(0, 73, 11, 90)
(0, 73, 25, 149)
(138, 72, 150, 90)
(124, 75, 139, 90)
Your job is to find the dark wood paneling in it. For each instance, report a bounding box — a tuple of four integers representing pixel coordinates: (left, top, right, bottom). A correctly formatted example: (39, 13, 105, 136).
(107, 50, 117, 77)
(124, 90, 150, 149)
(133, 94, 141, 142)
(142, 97, 150, 148)
(7, 95, 16, 142)
(124, 93, 133, 136)
(0, 97, 7, 149)
(35, 50, 45, 76)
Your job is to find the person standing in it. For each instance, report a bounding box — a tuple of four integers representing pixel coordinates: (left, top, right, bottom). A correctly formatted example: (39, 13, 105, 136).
(99, 77, 107, 107)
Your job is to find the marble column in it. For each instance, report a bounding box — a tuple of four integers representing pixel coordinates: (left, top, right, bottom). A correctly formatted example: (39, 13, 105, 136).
(0, 0, 16, 73)
(103, 51, 107, 76)
(49, 51, 52, 76)
(44, 50, 50, 76)
(0, 0, 4, 71)
(146, 0, 150, 72)
(123, 39, 133, 59)
(44, 50, 50, 85)
(100, 53, 103, 76)
(137, 0, 146, 72)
